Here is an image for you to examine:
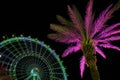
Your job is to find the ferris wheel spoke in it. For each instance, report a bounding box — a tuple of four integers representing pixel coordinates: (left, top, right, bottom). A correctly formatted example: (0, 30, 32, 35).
(17, 73, 29, 80)
(35, 40, 38, 54)
(41, 48, 47, 59)
(29, 38, 34, 54)
(50, 75, 62, 80)
(41, 65, 49, 71)
(0, 47, 15, 67)
(16, 72, 27, 76)
(49, 61, 59, 67)
(44, 51, 52, 60)
(23, 39, 31, 56)
(24, 74, 32, 80)
(33, 43, 38, 64)
(16, 39, 26, 55)
(0, 60, 10, 66)
(37, 58, 46, 67)
(39, 43, 43, 56)
(8, 41, 22, 56)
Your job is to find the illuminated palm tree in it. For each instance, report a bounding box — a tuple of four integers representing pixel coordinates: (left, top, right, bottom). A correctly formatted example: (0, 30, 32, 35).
(48, 0, 120, 80)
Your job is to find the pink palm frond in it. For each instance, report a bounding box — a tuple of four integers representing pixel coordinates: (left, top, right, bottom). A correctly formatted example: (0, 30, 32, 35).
(62, 42, 81, 57)
(67, 5, 81, 31)
(99, 30, 120, 39)
(56, 15, 73, 27)
(50, 24, 71, 35)
(67, 5, 86, 39)
(95, 23, 120, 39)
(95, 46, 106, 59)
(101, 23, 120, 34)
(80, 55, 86, 78)
(48, 33, 79, 44)
(50, 24, 82, 40)
(99, 43, 120, 51)
(92, 4, 113, 37)
(85, 0, 93, 35)
(97, 36, 120, 42)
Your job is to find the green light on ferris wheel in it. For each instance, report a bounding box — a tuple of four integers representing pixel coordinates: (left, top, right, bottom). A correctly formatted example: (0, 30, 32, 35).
(0, 36, 67, 80)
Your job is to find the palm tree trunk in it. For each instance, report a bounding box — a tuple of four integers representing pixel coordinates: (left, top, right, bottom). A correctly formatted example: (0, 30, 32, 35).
(89, 61, 100, 80)
(82, 41, 100, 80)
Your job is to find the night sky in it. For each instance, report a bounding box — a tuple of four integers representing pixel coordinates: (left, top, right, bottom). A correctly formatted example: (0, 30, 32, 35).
(1, 0, 120, 80)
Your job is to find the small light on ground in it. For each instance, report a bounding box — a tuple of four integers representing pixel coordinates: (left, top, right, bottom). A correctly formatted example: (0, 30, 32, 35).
(0, 55, 1, 58)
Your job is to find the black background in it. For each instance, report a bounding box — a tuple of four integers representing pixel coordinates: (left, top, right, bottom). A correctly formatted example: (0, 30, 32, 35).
(1, 0, 120, 80)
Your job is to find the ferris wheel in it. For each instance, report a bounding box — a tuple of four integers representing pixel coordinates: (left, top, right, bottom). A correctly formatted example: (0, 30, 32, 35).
(0, 36, 67, 80)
